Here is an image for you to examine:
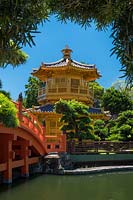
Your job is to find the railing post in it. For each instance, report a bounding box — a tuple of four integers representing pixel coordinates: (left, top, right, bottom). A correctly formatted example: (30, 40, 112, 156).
(71, 140, 75, 154)
(18, 93, 23, 121)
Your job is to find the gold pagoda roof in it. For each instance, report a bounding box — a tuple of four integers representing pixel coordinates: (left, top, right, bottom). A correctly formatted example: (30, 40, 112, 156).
(32, 58, 96, 71)
(32, 46, 101, 79)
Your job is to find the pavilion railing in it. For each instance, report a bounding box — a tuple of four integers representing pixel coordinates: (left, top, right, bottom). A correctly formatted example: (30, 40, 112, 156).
(67, 140, 133, 154)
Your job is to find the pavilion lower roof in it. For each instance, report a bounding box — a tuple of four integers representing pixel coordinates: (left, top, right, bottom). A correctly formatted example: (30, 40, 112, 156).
(34, 103, 103, 114)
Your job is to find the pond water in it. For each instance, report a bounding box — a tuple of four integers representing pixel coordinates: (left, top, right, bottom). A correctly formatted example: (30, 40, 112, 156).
(0, 172, 132, 200)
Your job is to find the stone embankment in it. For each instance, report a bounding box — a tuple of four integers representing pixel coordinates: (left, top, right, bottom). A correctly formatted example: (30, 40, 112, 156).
(63, 165, 133, 175)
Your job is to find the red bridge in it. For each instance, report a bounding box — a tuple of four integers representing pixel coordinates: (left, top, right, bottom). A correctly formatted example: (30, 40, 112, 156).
(0, 100, 66, 184)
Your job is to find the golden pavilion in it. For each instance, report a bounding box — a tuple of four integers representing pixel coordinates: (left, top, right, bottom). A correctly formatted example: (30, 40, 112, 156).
(32, 46, 108, 153)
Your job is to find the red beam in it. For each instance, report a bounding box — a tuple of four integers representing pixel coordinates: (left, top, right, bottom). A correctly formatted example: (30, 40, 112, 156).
(12, 159, 24, 168)
(28, 157, 39, 165)
(0, 163, 7, 172)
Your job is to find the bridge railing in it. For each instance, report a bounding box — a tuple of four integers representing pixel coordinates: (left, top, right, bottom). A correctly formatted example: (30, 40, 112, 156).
(14, 102, 45, 142)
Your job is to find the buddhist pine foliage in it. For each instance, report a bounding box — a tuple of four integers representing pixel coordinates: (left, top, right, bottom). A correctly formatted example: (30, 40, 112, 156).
(107, 110, 133, 141)
(55, 99, 96, 141)
(92, 110, 133, 141)
(93, 119, 108, 141)
(101, 87, 133, 115)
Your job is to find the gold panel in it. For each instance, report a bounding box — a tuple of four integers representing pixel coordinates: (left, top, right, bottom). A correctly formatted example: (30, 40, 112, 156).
(58, 88, 67, 93)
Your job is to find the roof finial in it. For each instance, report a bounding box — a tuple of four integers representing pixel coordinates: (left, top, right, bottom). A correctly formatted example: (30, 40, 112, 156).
(61, 45, 72, 59)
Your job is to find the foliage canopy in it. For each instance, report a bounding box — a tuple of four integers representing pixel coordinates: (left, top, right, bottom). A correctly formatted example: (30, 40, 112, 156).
(24, 76, 42, 108)
(0, 0, 49, 67)
(107, 110, 133, 141)
(55, 99, 95, 141)
(47, 0, 133, 85)
(0, 1, 132, 85)
(0, 93, 19, 127)
(102, 87, 133, 115)
(89, 81, 104, 107)
(93, 119, 108, 141)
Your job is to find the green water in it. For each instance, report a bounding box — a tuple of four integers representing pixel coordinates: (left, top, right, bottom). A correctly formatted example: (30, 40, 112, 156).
(0, 172, 132, 200)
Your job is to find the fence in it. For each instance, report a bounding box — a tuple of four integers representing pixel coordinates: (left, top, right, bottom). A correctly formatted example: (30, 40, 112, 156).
(67, 141, 133, 154)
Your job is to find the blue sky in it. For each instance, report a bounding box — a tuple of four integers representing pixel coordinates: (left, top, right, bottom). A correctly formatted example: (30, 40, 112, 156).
(0, 16, 123, 101)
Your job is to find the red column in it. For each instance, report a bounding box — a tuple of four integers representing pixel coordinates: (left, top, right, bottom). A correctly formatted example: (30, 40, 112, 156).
(61, 134, 67, 152)
(3, 140, 13, 184)
(21, 141, 29, 177)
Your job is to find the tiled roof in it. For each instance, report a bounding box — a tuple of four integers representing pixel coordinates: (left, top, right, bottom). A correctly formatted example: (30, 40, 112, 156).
(36, 104, 54, 112)
(72, 60, 95, 69)
(33, 58, 95, 72)
(44, 58, 95, 69)
(36, 104, 102, 114)
(88, 107, 102, 114)
(43, 59, 66, 67)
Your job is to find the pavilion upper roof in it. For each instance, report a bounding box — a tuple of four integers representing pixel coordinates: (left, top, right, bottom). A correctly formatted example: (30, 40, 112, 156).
(32, 58, 95, 72)
(32, 46, 101, 79)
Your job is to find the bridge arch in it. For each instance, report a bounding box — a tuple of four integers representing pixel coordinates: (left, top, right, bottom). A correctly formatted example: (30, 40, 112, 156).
(0, 100, 47, 184)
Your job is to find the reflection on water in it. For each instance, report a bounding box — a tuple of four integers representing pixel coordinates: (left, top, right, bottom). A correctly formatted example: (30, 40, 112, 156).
(0, 172, 132, 200)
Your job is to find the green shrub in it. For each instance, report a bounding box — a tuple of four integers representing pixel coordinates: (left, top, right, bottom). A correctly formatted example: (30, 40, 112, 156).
(0, 93, 19, 127)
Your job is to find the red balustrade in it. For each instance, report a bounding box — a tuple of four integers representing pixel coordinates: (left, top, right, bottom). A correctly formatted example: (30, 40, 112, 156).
(14, 102, 45, 143)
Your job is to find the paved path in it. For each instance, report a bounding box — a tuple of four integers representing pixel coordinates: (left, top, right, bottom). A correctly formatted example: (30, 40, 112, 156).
(64, 165, 133, 175)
